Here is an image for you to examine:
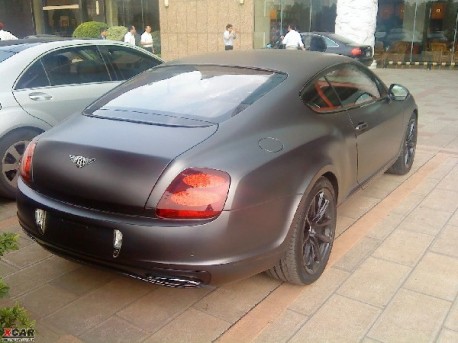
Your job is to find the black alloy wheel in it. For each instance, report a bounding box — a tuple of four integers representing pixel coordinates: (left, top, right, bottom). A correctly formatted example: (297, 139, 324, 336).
(387, 113, 417, 175)
(267, 177, 337, 285)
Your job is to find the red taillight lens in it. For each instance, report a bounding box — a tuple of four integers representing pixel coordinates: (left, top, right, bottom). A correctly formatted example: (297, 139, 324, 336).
(156, 168, 230, 219)
(20, 140, 37, 184)
(351, 48, 362, 56)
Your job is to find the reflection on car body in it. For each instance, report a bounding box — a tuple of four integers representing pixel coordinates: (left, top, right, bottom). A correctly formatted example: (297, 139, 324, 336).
(16, 50, 418, 288)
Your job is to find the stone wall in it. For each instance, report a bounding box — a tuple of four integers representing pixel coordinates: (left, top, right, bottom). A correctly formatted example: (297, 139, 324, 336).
(159, 0, 254, 61)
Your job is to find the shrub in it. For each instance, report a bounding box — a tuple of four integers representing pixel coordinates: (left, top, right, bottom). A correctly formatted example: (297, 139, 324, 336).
(73, 21, 107, 38)
(0, 233, 35, 332)
(107, 26, 128, 41)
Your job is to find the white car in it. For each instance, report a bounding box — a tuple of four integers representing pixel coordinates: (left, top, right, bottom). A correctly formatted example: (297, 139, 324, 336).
(0, 38, 162, 198)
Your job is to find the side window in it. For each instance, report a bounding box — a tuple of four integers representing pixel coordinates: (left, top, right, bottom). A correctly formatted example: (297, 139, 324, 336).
(41, 47, 110, 86)
(302, 35, 312, 50)
(310, 35, 327, 52)
(325, 64, 381, 107)
(16, 60, 50, 89)
(302, 76, 342, 112)
(102, 46, 161, 81)
(323, 36, 338, 48)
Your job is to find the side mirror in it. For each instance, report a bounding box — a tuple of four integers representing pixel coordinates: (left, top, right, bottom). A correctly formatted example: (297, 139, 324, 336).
(388, 84, 410, 101)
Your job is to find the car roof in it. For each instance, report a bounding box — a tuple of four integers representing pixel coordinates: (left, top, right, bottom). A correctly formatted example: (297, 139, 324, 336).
(169, 49, 352, 80)
(0, 38, 148, 53)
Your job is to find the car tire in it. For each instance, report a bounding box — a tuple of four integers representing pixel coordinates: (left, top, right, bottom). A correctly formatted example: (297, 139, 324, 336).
(387, 113, 417, 175)
(0, 129, 41, 199)
(267, 177, 336, 285)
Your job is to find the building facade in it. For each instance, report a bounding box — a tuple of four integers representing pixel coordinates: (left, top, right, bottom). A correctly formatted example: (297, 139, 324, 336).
(0, 0, 457, 65)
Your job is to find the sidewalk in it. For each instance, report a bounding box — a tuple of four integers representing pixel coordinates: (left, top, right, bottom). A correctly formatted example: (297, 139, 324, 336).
(0, 69, 457, 343)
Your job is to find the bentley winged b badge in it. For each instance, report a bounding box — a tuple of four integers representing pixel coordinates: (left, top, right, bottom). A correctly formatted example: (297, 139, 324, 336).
(69, 155, 96, 168)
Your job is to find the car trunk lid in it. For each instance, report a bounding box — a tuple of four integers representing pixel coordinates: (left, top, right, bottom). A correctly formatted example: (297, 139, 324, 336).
(32, 114, 217, 214)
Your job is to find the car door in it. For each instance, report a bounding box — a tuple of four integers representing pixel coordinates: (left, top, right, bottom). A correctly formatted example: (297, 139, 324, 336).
(12, 45, 117, 127)
(325, 64, 405, 184)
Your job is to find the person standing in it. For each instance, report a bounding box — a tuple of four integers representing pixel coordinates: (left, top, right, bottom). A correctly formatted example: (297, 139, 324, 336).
(223, 24, 236, 50)
(0, 22, 18, 40)
(99, 27, 108, 40)
(124, 25, 136, 46)
(281, 24, 304, 50)
(140, 25, 154, 53)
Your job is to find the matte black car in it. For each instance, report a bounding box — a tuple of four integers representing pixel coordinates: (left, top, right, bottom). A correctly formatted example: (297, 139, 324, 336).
(16, 50, 417, 287)
(301, 32, 374, 66)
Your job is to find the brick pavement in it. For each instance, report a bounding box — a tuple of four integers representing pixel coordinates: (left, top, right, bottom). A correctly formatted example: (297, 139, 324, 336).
(0, 69, 457, 343)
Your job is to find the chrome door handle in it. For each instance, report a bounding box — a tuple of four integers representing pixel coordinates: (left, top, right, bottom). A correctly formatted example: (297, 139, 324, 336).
(29, 92, 53, 101)
(355, 122, 368, 131)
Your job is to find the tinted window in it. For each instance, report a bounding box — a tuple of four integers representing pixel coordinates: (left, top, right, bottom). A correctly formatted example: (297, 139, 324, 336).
(16, 60, 50, 89)
(102, 46, 161, 80)
(302, 76, 342, 112)
(41, 46, 110, 86)
(325, 64, 381, 107)
(0, 51, 15, 62)
(86, 65, 287, 123)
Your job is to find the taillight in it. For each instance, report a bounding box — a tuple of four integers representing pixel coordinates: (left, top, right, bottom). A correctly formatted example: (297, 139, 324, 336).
(20, 140, 37, 184)
(156, 168, 230, 219)
(351, 48, 362, 56)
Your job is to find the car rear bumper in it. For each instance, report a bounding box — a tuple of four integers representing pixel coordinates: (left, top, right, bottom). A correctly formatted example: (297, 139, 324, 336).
(17, 179, 297, 287)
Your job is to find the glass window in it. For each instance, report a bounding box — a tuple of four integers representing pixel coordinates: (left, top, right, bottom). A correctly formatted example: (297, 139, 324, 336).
(16, 60, 50, 89)
(41, 46, 110, 86)
(101, 46, 161, 80)
(0, 51, 16, 62)
(85, 65, 287, 124)
(325, 64, 381, 107)
(302, 76, 342, 112)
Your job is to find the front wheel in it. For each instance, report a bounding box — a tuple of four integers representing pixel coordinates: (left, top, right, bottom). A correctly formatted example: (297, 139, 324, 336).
(267, 177, 337, 285)
(0, 129, 41, 199)
(387, 113, 417, 175)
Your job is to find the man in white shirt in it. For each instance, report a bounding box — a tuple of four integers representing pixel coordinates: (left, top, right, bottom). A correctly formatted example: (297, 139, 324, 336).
(281, 24, 304, 50)
(0, 22, 18, 40)
(223, 24, 236, 50)
(140, 25, 154, 53)
(124, 25, 136, 46)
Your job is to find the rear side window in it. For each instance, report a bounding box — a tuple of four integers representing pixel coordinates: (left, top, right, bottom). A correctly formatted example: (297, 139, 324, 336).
(41, 46, 110, 86)
(16, 46, 111, 89)
(16, 60, 49, 89)
(101, 46, 161, 80)
(0, 51, 15, 62)
(86, 65, 286, 123)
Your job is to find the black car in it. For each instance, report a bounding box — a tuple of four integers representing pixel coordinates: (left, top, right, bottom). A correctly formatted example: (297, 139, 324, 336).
(17, 50, 417, 287)
(301, 32, 374, 66)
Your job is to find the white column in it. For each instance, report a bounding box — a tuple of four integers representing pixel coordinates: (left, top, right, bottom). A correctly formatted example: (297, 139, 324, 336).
(335, 0, 378, 48)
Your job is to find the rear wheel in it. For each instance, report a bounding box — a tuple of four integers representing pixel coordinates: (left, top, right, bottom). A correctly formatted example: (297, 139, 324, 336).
(387, 113, 417, 175)
(267, 177, 337, 285)
(0, 129, 40, 199)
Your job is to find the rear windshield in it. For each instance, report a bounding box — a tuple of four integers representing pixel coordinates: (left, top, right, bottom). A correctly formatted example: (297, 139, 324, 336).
(85, 64, 286, 124)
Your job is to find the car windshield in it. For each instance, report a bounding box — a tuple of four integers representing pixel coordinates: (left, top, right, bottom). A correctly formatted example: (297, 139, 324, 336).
(85, 64, 286, 124)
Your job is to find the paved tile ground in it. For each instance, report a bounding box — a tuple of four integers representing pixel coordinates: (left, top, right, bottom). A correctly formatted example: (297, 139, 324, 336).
(0, 69, 457, 343)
